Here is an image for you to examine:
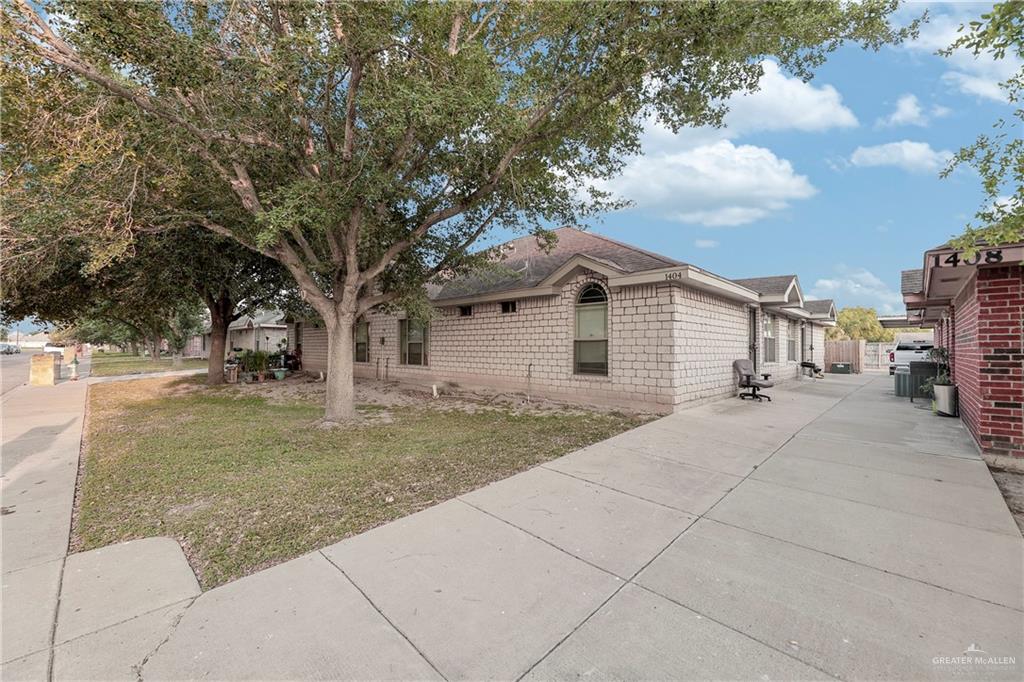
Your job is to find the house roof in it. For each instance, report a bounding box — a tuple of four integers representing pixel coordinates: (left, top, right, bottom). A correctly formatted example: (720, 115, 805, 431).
(731, 275, 798, 296)
(432, 227, 685, 301)
(803, 299, 835, 315)
(901, 269, 923, 295)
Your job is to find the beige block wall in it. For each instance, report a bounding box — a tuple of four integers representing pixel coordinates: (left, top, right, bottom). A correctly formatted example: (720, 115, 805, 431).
(293, 273, 680, 411)
(670, 287, 751, 406)
(810, 324, 826, 367)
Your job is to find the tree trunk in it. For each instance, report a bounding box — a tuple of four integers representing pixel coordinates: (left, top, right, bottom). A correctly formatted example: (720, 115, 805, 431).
(323, 312, 356, 422)
(205, 295, 232, 386)
(148, 338, 160, 360)
(172, 353, 183, 367)
(129, 341, 139, 356)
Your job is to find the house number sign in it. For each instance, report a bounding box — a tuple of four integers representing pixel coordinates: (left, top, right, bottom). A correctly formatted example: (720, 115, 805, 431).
(664, 270, 684, 281)
(933, 249, 1003, 267)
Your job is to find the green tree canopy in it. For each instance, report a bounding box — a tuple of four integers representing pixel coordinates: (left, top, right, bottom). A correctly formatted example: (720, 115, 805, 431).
(3, 0, 914, 421)
(827, 307, 895, 343)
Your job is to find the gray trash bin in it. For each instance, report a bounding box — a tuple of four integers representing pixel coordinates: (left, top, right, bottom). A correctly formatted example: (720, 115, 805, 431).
(894, 366, 911, 397)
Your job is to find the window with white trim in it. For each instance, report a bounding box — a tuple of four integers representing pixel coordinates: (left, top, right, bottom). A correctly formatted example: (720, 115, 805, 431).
(787, 319, 798, 361)
(574, 284, 608, 375)
(762, 313, 777, 363)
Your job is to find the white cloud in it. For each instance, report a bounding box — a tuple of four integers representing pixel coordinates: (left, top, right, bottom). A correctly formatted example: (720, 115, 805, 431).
(597, 139, 816, 227)
(723, 60, 859, 134)
(598, 60, 854, 227)
(850, 140, 952, 174)
(876, 94, 950, 128)
(694, 239, 719, 249)
(902, 8, 1021, 103)
(812, 266, 903, 315)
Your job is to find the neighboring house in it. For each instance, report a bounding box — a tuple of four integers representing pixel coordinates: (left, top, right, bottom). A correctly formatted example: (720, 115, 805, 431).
(185, 311, 288, 358)
(288, 227, 836, 413)
(17, 331, 50, 349)
(898, 241, 1023, 459)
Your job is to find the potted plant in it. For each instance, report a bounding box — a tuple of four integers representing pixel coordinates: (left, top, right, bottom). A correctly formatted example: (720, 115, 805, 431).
(238, 350, 255, 383)
(252, 350, 269, 382)
(925, 347, 957, 416)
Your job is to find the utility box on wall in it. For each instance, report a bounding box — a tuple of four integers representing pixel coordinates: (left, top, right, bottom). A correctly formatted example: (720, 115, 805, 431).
(829, 362, 852, 374)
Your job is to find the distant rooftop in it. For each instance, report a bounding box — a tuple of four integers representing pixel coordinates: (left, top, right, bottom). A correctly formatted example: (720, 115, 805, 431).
(901, 269, 923, 295)
(803, 299, 835, 315)
(731, 275, 797, 296)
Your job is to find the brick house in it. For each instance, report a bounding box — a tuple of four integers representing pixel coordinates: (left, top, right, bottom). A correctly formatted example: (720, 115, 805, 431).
(899, 242, 1023, 458)
(289, 228, 836, 413)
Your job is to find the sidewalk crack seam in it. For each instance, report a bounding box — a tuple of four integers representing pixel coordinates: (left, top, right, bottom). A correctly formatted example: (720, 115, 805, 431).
(318, 550, 449, 681)
(132, 596, 197, 682)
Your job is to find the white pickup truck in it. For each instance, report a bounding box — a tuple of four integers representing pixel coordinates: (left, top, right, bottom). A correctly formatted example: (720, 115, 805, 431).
(888, 338, 934, 375)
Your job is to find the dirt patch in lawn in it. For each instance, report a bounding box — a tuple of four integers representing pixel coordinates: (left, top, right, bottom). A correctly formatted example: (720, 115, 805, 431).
(990, 468, 1024, 536)
(74, 376, 654, 589)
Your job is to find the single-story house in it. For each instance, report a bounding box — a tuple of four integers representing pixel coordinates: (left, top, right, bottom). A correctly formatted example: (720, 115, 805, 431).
(898, 241, 1023, 458)
(288, 228, 836, 413)
(185, 310, 288, 358)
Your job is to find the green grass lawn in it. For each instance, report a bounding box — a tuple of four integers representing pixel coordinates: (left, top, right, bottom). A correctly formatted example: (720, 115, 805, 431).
(76, 377, 651, 588)
(89, 352, 207, 377)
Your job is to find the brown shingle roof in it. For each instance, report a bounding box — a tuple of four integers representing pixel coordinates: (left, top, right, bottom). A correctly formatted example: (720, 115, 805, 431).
(901, 269, 923, 295)
(804, 299, 835, 315)
(731, 275, 798, 296)
(432, 227, 684, 301)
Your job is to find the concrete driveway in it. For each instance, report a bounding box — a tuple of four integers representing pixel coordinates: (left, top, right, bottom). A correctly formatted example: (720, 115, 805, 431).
(3, 373, 1022, 681)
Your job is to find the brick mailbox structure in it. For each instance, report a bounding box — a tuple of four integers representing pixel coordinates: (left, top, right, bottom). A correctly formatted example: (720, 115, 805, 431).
(30, 353, 61, 386)
(901, 243, 1024, 459)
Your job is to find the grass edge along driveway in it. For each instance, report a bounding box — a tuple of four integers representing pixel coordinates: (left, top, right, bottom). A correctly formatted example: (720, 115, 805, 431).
(75, 377, 651, 589)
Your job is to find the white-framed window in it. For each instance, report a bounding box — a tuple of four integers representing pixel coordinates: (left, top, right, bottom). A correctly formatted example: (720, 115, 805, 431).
(353, 320, 369, 363)
(762, 313, 777, 364)
(501, 300, 517, 314)
(574, 284, 608, 375)
(399, 319, 429, 366)
(787, 319, 798, 361)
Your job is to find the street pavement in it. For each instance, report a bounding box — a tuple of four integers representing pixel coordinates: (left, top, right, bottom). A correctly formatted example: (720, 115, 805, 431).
(2, 372, 1021, 680)
(1, 354, 31, 397)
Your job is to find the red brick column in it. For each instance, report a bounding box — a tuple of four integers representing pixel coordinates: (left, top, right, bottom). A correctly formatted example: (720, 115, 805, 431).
(956, 265, 1023, 457)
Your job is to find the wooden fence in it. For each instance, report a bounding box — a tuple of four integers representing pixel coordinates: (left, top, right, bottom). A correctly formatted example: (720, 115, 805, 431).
(824, 339, 865, 373)
(863, 342, 891, 370)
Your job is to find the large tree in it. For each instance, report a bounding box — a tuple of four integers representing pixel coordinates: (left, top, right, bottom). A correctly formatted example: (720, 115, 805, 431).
(941, 1, 1023, 250)
(4, 0, 913, 421)
(826, 307, 895, 343)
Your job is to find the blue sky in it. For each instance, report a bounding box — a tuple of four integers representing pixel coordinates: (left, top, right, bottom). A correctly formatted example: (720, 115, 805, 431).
(557, 1, 1017, 315)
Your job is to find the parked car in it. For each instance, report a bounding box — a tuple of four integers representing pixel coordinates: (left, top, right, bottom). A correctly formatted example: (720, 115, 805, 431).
(889, 338, 934, 375)
(0, 343, 20, 354)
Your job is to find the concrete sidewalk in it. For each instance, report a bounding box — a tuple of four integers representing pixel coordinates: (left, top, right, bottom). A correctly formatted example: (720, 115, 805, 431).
(2, 358, 92, 678)
(4, 373, 1022, 680)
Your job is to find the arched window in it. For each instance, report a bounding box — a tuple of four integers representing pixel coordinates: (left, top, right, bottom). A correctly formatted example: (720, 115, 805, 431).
(574, 284, 608, 375)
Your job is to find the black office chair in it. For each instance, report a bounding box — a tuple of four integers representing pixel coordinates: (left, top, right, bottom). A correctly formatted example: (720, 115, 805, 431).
(734, 359, 774, 402)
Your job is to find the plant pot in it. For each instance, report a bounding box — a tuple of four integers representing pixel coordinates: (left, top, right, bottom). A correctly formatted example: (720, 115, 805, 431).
(934, 384, 957, 417)
(225, 366, 239, 384)
(257, 372, 266, 383)
(273, 369, 286, 380)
